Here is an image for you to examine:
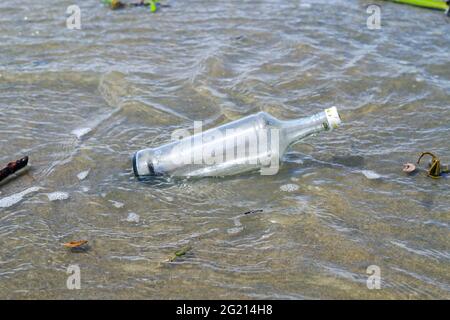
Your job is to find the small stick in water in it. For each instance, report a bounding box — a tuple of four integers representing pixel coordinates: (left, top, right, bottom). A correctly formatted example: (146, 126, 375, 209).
(243, 209, 263, 215)
(0, 156, 29, 183)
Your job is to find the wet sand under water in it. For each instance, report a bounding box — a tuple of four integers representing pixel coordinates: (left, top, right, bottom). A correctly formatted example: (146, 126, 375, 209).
(0, 0, 449, 299)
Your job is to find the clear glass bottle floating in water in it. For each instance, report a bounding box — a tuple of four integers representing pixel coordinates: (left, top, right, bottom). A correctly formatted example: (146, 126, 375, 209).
(133, 107, 342, 178)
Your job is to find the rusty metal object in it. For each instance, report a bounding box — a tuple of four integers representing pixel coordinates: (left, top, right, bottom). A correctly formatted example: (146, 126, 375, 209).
(417, 152, 448, 179)
(0, 156, 29, 183)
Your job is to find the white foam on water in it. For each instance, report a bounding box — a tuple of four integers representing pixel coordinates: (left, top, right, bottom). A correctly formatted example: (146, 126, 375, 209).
(71, 108, 121, 140)
(280, 184, 299, 192)
(0, 187, 41, 208)
(126, 212, 140, 223)
(71, 127, 91, 139)
(227, 227, 243, 234)
(109, 200, 124, 208)
(77, 170, 90, 181)
(227, 216, 243, 234)
(47, 192, 70, 201)
(361, 170, 382, 180)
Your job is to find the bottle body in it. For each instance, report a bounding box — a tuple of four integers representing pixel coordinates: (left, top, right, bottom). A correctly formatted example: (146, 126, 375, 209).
(133, 107, 341, 178)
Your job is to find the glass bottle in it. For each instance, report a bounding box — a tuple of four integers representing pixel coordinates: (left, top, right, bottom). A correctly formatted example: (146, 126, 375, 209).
(133, 107, 341, 178)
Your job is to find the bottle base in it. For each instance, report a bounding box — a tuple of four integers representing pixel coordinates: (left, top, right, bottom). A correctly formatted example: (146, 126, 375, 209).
(132, 152, 139, 177)
(132, 152, 157, 177)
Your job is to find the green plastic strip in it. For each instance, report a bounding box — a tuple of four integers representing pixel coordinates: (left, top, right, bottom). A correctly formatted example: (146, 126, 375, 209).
(391, 0, 449, 10)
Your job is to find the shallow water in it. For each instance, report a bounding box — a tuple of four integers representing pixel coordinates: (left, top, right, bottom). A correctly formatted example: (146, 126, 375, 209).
(0, 0, 449, 299)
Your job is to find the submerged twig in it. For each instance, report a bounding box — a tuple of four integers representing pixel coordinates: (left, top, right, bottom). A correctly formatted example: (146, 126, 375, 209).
(0, 156, 29, 183)
(243, 209, 263, 215)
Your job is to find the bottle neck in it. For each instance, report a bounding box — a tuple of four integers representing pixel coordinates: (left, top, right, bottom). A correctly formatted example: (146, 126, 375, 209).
(280, 111, 329, 146)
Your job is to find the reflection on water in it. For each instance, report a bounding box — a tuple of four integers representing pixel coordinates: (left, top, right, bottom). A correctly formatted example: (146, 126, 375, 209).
(0, 0, 449, 299)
